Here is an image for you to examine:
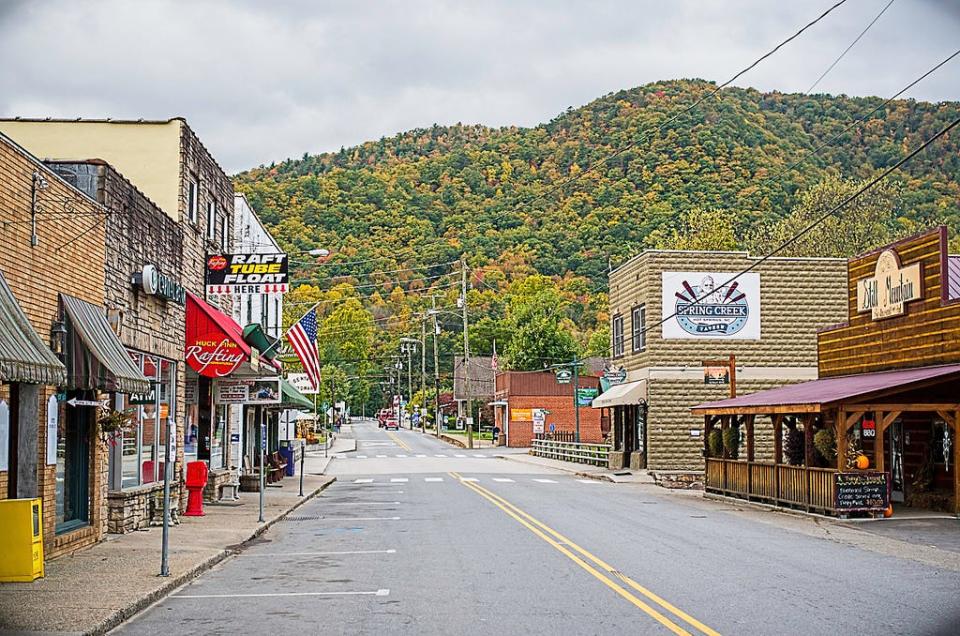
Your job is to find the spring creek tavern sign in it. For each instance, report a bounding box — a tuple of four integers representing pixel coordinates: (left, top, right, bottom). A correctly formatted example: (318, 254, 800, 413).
(857, 249, 922, 320)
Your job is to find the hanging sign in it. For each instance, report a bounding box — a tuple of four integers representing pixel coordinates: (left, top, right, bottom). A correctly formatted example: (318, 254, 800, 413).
(662, 272, 761, 339)
(555, 369, 572, 384)
(576, 388, 598, 406)
(134, 264, 186, 304)
(46, 395, 59, 465)
(216, 378, 282, 405)
(602, 366, 627, 385)
(703, 366, 730, 385)
(66, 397, 109, 408)
(287, 372, 319, 395)
(129, 383, 157, 405)
(216, 380, 250, 404)
(205, 253, 288, 295)
(857, 249, 922, 320)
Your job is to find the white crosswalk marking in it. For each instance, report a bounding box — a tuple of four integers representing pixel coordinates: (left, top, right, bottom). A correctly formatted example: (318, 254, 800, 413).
(356, 455, 368, 459)
(474, 454, 487, 458)
(492, 478, 515, 483)
(534, 479, 558, 483)
(459, 477, 479, 482)
(390, 478, 408, 483)
(376, 455, 387, 458)
(454, 454, 467, 458)
(576, 479, 601, 484)
(424, 477, 444, 482)
(354, 479, 373, 483)
(334, 454, 346, 459)
(396, 454, 408, 458)
(416, 454, 427, 458)
(434, 454, 447, 458)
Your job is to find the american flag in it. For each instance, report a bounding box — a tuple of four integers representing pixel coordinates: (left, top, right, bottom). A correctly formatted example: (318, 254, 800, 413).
(286, 307, 320, 390)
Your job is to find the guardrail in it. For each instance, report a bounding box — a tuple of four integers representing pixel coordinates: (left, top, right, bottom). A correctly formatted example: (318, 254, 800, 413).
(531, 439, 610, 466)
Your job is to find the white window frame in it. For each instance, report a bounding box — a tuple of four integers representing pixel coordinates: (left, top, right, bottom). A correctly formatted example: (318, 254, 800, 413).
(188, 177, 198, 224)
(631, 305, 646, 353)
(206, 200, 216, 241)
(612, 314, 625, 358)
(220, 215, 228, 249)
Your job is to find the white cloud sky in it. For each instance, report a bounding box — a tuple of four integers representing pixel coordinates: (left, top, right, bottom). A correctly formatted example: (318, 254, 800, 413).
(1, 0, 957, 173)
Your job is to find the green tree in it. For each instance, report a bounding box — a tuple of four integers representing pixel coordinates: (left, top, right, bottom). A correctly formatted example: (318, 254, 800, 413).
(502, 275, 578, 370)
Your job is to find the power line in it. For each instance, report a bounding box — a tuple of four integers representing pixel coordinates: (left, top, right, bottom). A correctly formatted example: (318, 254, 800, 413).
(524, 0, 850, 209)
(642, 112, 960, 339)
(806, 0, 895, 94)
(293, 260, 460, 279)
(288, 273, 461, 292)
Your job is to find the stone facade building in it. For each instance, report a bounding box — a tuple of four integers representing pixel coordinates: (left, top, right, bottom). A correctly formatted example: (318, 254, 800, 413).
(597, 249, 847, 477)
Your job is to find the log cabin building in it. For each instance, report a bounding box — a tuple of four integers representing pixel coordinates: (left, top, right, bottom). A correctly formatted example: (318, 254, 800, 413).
(693, 227, 960, 516)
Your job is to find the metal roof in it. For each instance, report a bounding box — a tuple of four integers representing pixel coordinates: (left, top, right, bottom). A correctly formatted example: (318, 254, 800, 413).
(692, 364, 960, 414)
(0, 270, 66, 385)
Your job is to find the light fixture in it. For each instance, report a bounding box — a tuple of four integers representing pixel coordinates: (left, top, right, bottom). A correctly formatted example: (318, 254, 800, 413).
(50, 319, 67, 356)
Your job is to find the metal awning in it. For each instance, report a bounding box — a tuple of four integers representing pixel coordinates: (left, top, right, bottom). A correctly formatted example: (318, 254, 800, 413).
(61, 293, 150, 394)
(691, 364, 960, 415)
(277, 378, 314, 410)
(0, 270, 66, 385)
(591, 379, 647, 409)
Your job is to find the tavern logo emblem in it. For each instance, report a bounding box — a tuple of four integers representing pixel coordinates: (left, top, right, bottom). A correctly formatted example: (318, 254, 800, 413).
(673, 276, 750, 336)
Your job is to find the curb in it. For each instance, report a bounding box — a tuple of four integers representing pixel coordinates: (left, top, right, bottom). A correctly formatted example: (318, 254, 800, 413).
(496, 453, 614, 481)
(92, 477, 337, 635)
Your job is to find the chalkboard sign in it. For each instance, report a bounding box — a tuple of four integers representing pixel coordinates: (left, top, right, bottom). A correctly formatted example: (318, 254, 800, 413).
(835, 471, 889, 512)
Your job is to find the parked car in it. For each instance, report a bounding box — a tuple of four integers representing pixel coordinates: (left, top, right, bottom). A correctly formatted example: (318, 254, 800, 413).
(377, 409, 390, 427)
(385, 417, 399, 430)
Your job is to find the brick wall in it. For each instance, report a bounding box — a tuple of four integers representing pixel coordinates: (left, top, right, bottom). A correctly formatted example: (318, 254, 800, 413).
(0, 135, 107, 558)
(498, 395, 603, 447)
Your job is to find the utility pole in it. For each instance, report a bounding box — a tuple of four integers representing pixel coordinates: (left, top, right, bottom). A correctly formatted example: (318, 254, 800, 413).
(573, 352, 580, 443)
(406, 344, 413, 429)
(461, 255, 473, 449)
(432, 295, 441, 438)
(420, 318, 427, 433)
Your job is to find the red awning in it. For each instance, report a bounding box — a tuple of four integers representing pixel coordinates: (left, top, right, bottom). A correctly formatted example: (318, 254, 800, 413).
(185, 292, 253, 377)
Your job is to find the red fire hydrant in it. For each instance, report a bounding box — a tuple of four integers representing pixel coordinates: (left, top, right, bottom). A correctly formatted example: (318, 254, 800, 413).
(184, 461, 208, 517)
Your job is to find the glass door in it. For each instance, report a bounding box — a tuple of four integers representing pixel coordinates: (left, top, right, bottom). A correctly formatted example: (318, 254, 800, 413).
(56, 391, 92, 533)
(889, 419, 905, 503)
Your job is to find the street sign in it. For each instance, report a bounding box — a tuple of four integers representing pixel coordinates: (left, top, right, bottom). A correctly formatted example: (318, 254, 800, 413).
(66, 397, 108, 408)
(555, 368, 572, 384)
(548, 423, 556, 433)
(576, 388, 598, 406)
(602, 366, 627, 385)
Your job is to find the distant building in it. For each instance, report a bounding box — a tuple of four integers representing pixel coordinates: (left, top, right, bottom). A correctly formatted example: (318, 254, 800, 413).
(493, 370, 603, 447)
(595, 249, 847, 479)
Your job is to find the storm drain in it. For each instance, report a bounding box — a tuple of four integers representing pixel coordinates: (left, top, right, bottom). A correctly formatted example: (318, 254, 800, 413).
(282, 515, 326, 522)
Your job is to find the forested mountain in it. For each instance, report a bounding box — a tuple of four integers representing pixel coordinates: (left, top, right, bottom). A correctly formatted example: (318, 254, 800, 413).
(234, 79, 960, 405)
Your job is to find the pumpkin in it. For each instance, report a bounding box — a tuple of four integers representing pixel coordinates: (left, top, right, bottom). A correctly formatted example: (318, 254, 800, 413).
(884, 505, 894, 518)
(855, 454, 869, 470)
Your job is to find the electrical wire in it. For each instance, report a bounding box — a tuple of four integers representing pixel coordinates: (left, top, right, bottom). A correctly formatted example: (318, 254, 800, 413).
(641, 112, 960, 339)
(806, 0, 895, 94)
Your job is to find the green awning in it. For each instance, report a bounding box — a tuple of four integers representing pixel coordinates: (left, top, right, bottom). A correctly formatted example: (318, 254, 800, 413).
(242, 323, 280, 361)
(0, 270, 66, 385)
(61, 293, 150, 394)
(279, 377, 314, 410)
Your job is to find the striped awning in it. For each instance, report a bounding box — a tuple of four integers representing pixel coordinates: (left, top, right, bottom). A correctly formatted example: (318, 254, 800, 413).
(0, 270, 66, 385)
(61, 293, 150, 394)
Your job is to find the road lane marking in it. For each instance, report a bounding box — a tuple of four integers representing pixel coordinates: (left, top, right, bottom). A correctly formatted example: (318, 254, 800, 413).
(334, 454, 347, 458)
(534, 479, 558, 483)
(242, 549, 397, 557)
(416, 454, 427, 457)
(354, 479, 374, 483)
(424, 477, 444, 482)
(474, 454, 487, 458)
(459, 477, 479, 482)
(434, 454, 447, 457)
(174, 589, 390, 599)
(492, 478, 515, 483)
(576, 479, 602, 484)
(356, 455, 368, 459)
(450, 473, 720, 636)
(396, 454, 408, 458)
(390, 478, 409, 483)
(455, 454, 467, 457)
(386, 431, 411, 451)
(376, 455, 388, 458)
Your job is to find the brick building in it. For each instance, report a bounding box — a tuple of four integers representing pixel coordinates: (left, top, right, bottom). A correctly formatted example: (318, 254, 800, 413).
(596, 249, 847, 476)
(0, 118, 247, 500)
(493, 371, 602, 447)
(0, 133, 149, 559)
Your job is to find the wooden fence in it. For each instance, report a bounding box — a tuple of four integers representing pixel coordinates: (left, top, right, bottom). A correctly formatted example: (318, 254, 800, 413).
(532, 439, 610, 466)
(705, 458, 837, 514)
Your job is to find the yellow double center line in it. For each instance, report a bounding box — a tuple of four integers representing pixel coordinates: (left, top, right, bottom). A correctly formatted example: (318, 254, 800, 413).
(449, 472, 720, 636)
(386, 431, 411, 451)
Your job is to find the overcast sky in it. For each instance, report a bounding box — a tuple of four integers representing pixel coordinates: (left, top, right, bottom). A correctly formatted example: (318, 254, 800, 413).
(1, 0, 957, 173)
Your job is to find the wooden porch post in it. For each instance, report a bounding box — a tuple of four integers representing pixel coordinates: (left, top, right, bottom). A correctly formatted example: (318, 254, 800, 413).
(874, 411, 885, 474)
(745, 414, 755, 462)
(803, 414, 814, 467)
(836, 409, 847, 471)
(955, 409, 960, 516)
(721, 415, 730, 459)
(703, 415, 712, 458)
(772, 414, 783, 502)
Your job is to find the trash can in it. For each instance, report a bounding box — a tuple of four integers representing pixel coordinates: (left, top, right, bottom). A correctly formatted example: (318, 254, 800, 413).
(280, 441, 296, 477)
(0, 498, 44, 582)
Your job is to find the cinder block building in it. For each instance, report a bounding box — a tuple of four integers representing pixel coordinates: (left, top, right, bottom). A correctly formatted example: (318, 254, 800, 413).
(595, 249, 847, 479)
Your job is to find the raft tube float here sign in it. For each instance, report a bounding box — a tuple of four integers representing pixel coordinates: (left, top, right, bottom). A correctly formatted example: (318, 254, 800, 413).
(205, 253, 289, 295)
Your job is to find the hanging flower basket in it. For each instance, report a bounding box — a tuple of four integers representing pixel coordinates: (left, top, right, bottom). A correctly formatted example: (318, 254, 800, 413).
(97, 407, 135, 435)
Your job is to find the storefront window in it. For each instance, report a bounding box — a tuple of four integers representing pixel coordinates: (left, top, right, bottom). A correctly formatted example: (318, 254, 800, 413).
(110, 352, 177, 489)
(184, 377, 199, 463)
(210, 405, 227, 468)
(56, 392, 92, 533)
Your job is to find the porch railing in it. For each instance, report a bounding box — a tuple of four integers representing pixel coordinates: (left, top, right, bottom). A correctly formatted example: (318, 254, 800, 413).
(532, 439, 610, 466)
(705, 458, 837, 514)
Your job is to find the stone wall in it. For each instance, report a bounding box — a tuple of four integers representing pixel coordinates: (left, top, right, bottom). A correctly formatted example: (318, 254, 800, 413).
(106, 482, 182, 534)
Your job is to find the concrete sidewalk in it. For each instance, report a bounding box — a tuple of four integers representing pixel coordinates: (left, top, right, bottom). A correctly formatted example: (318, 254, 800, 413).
(0, 471, 335, 635)
(496, 451, 655, 484)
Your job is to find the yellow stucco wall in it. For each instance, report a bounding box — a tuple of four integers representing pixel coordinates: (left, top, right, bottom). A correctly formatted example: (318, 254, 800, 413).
(0, 119, 183, 219)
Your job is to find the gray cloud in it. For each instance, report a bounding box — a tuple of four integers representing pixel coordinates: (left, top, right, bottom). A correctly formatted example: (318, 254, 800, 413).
(1, 0, 957, 173)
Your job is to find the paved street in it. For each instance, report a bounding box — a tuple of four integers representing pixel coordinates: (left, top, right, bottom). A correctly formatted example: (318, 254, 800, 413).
(117, 419, 960, 635)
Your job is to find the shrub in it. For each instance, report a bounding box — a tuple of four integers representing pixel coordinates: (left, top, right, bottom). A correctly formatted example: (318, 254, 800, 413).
(813, 428, 836, 464)
(784, 427, 805, 465)
(723, 427, 741, 460)
(707, 429, 723, 458)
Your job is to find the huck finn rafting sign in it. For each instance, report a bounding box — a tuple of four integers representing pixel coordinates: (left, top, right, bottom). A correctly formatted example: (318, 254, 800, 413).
(661, 272, 761, 340)
(205, 253, 288, 295)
